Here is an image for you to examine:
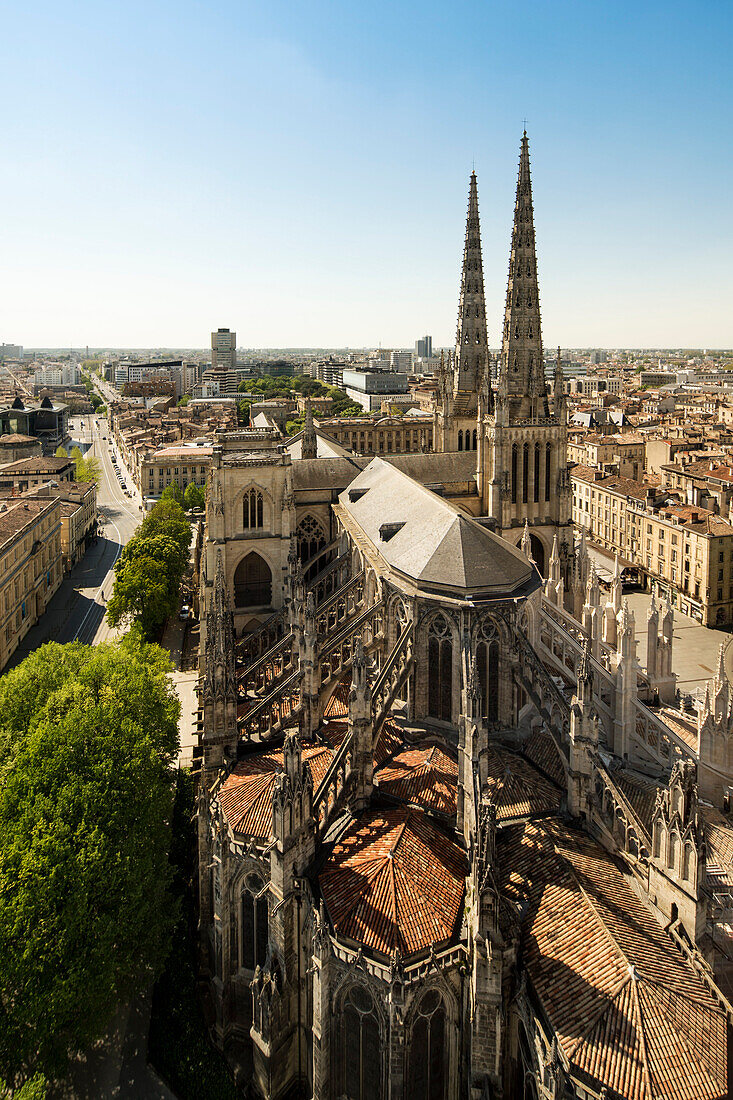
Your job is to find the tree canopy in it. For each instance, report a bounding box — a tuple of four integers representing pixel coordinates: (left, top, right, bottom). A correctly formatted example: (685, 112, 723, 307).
(0, 636, 180, 1087)
(69, 445, 101, 486)
(107, 499, 191, 639)
(184, 482, 205, 511)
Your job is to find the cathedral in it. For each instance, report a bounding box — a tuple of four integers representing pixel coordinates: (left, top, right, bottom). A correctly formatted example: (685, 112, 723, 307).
(196, 134, 733, 1100)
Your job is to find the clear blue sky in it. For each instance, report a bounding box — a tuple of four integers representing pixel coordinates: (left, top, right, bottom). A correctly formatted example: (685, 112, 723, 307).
(2, 0, 732, 349)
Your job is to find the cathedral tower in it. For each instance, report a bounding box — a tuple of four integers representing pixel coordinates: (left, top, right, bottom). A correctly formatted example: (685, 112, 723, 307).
(435, 171, 490, 453)
(479, 132, 572, 577)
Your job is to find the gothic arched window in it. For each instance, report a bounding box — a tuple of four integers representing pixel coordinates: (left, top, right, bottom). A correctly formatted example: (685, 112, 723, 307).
(408, 989, 447, 1100)
(342, 984, 381, 1099)
(234, 552, 272, 607)
(533, 443, 540, 502)
(511, 445, 518, 504)
(472, 428, 477, 450)
(522, 443, 529, 504)
(243, 487, 264, 529)
(545, 443, 551, 501)
(458, 430, 463, 451)
(477, 634, 499, 723)
(240, 874, 268, 971)
(296, 514, 326, 567)
(428, 615, 453, 722)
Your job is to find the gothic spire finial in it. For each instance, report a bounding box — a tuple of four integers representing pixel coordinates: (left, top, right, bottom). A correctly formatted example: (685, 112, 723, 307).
(578, 635, 593, 685)
(499, 130, 547, 421)
(453, 171, 489, 408)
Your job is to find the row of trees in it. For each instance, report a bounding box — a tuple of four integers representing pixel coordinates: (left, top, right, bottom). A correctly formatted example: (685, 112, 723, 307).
(160, 481, 205, 511)
(0, 635, 180, 1090)
(106, 498, 192, 640)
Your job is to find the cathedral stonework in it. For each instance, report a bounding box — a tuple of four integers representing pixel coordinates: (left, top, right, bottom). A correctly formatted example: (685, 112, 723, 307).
(196, 135, 733, 1099)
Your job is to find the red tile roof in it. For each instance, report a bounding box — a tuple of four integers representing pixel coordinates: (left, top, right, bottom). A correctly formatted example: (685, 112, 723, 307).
(218, 741, 336, 837)
(500, 819, 727, 1100)
(375, 744, 457, 814)
(522, 728, 566, 787)
(484, 744, 561, 821)
(319, 808, 466, 958)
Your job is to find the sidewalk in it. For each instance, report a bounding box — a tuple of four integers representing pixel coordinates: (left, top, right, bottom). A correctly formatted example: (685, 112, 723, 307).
(161, 616, 200, 768)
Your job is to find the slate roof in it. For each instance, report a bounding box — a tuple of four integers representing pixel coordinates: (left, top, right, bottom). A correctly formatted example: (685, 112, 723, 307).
(319, 807, 466, 958)
(375, 744, 458, 815)
(499, 818, 728, 1100)
(338, 457, 536, 597)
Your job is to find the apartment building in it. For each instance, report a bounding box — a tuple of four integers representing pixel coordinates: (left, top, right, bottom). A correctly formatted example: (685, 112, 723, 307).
(566, 432, 645, 479)
(315, 414, 434, 455)
(572, 464, 733, 626)
(140, 444, 213, 501)
(0, 496, 64, 669)
(28, 481, 97, 570)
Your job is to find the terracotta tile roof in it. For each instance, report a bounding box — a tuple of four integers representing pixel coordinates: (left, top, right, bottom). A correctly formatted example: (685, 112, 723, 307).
(484, 744, 562, 822)
(324, 677, 350, 718)
(499, 819, 727, 1100)
(702, 805, 733, 872)
(655, 707, 698, 751)
(375, 744, 457, 814)
(218, 741, 336, 837)
(373, 717, 404, 767)
(522, 728, 566, 787)
(613, 770, 660, 835)
(319, 808, 466, 958)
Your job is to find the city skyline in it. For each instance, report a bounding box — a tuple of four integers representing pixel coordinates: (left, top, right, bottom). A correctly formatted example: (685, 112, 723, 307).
(3, 0, 732, 348)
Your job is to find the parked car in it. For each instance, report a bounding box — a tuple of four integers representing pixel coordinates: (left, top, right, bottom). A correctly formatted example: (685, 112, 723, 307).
(179, 605, 190, 621)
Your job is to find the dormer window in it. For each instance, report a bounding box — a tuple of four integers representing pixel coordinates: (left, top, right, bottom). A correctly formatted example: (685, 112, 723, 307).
(379, 522, 405, 542)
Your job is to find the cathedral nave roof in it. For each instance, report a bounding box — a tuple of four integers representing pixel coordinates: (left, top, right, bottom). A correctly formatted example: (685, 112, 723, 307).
(499, 819, 727, 1100)
(337, 457, 536, 598)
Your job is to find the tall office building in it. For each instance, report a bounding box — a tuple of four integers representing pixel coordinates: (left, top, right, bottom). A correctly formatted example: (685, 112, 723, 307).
(211, 328, 237, 372)
(415, 334, 432, 358)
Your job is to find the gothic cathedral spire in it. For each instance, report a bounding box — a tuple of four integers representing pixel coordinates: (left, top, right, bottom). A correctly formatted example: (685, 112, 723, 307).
(500, 131, 548, 421)
(453, 171, 489, 410)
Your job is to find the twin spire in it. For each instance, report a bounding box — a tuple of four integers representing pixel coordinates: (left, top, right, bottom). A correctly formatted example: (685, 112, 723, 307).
(455, 131, 548, 421)
(453, 171, 489, 408)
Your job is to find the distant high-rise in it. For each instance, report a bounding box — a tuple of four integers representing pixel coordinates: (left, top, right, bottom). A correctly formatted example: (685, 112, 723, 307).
(415, 335, 432, 359)
(211, 328, 237, 372)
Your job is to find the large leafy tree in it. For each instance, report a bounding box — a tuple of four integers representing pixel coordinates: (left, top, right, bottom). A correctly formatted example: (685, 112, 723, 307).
(106, 499, 191, 639)
(183, 482, 205, 511)
(0, 637, 180, 1087)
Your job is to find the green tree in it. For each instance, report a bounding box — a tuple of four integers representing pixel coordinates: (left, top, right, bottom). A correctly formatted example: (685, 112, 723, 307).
(55, 446, 68, 458)
(106, 550, 176, 638)
(160, 484, 185, 507)
(176, 395, 190, 407)
(183, 482, 205, 511)
(107, 500, 191, 638)
(0, 638, 179, 1085)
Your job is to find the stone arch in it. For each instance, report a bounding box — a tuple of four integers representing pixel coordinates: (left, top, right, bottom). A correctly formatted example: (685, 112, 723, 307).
(514, 531, 547, 579)
(233, 551, 273, 608)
